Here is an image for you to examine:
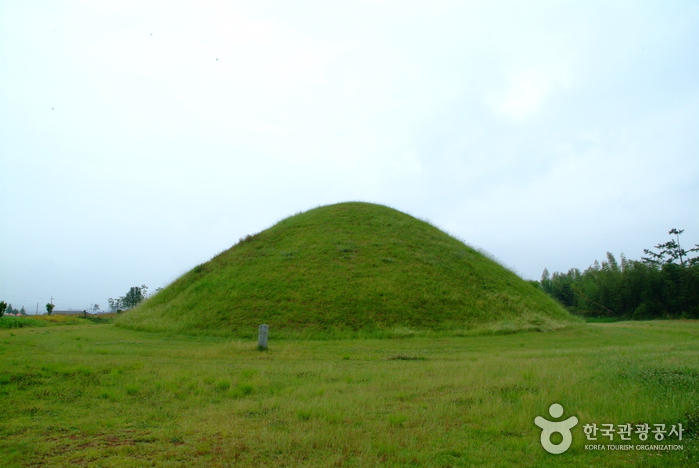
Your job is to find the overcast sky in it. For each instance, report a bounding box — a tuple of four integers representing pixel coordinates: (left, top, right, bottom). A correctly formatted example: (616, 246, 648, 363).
(2, 1, 698, 313)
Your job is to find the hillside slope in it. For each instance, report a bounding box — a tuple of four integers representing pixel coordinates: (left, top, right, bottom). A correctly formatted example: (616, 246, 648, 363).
(117, 202, 578, 337)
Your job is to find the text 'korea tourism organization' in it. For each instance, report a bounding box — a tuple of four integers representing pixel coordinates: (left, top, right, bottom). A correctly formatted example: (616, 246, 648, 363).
(535, 403, 685, 455)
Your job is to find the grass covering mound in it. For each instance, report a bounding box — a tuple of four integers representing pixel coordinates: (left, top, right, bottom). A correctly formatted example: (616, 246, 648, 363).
(117, 202, 579, 338)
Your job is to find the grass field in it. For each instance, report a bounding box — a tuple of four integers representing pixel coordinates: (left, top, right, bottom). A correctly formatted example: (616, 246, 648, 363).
(1, 320, 697, 467)
(0, 315, 116, 330)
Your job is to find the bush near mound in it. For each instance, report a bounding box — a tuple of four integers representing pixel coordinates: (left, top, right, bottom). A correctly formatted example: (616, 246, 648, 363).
(117, 202, 579, 338)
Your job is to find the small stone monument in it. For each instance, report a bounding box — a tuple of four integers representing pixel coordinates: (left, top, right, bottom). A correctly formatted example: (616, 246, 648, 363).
(257, 324, 269, 351)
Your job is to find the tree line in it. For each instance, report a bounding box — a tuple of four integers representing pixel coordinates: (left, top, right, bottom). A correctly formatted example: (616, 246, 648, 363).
(539, 229, 699, 319)
(108, 285, 161, 312)
(0, 302, 27, 317)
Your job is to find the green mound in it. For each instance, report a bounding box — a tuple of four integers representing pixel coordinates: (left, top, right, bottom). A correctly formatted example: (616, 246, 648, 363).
(117, 202, 579, 338)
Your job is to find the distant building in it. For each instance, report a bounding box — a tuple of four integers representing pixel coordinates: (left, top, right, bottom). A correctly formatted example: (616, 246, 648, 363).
(52, 310, 94, 317)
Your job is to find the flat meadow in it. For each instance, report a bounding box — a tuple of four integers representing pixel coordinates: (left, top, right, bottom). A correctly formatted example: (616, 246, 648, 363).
(1, 319, 697, 467)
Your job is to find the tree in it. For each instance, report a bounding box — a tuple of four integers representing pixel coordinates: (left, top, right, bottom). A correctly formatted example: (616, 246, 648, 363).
(108, 297, 123, 313)
(122, 286, 145, 309)
(46, 303, 55, 316)
(643, 228, 699, 266)
(540, 268, 552, 292)
(0, 301, 7, 318)
(110, 285, 148, 312)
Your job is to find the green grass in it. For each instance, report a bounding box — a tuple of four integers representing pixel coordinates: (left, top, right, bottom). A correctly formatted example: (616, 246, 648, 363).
(117, 202, 579, 337)
(1, 321, 697, 467)
(582, 316, 626, 323)
(0, 316, 51, 329)
(0, 314, 114, 329)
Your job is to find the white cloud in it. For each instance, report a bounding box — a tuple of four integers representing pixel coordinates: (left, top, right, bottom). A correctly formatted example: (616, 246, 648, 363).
(486, 65, 571, 120)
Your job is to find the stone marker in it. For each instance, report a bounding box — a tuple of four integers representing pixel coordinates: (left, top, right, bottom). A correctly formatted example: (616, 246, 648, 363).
(258, 324, 269, 350)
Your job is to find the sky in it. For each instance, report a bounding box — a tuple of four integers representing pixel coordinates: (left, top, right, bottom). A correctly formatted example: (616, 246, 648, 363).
(1, 1, 698, 313)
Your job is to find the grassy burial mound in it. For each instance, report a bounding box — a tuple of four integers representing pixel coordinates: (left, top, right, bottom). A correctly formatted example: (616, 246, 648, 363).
(117, 202, 578, 337)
